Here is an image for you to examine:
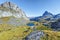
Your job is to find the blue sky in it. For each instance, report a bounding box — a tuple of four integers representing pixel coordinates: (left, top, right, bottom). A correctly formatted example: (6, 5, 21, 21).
(0, 0, 60, 17)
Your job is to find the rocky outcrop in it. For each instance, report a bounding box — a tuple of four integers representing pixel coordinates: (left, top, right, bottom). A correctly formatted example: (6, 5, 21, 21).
(25, 31, 44, 40)
(51, 19, 60, 31)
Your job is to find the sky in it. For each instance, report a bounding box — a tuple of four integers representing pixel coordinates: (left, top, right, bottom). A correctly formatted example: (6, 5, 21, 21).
(0, 0, 60, 17)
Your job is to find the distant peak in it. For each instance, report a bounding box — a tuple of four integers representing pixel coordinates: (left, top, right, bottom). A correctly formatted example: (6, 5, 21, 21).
(45, 11, 48, 13)
(44, 11, 50, 14)
(43, 11, 53, 16)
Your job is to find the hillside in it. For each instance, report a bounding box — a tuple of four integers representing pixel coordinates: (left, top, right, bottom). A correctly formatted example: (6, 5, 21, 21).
(0, 2, 29, 26)
(0, 2, 60, 40)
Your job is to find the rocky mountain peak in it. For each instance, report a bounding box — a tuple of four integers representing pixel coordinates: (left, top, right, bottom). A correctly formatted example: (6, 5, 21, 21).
(0, 2, 29, 20)
(43, 11, 53, 16)
(0, 2, 18, 10)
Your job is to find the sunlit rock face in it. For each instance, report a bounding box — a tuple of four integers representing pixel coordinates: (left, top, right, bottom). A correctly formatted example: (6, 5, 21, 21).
(0, 2, 29, 26)
(1, 2, 18, 10)
(25, 31, 44, 40)
(0, 2, 29, 19)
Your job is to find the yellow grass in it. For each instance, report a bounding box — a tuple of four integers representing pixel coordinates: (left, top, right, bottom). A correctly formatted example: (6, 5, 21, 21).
(0, 24, 32, 40)
(40, 30, 60, 40)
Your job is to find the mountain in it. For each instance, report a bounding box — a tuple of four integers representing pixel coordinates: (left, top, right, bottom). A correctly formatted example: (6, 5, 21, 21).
(43, 11, 53, 16)
(30, 11, 53, 22)
(54, 14, 60, 19)
(42, 11, 53, 19)
(30, 11, 60, 22)
(30, 16, 42, 22)
(0, 2, 29, 26)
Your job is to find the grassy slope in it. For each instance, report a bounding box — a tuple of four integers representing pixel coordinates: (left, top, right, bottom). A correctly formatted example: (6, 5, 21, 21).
(34, 22, 60, 40)
(0, 24, 32, 40)
(0, 17, 60, 40)
(40, 30, 60, 40)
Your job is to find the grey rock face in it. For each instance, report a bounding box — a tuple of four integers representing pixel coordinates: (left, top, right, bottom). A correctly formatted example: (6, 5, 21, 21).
(25, 31, 44, 40)
(1, 2, 18, 10)
(0, 2, 29, 20)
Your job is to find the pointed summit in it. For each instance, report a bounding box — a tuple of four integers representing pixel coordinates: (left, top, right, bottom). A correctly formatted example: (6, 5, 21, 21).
(43, 11, 53, 16)
(42, 11, 53, 19)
